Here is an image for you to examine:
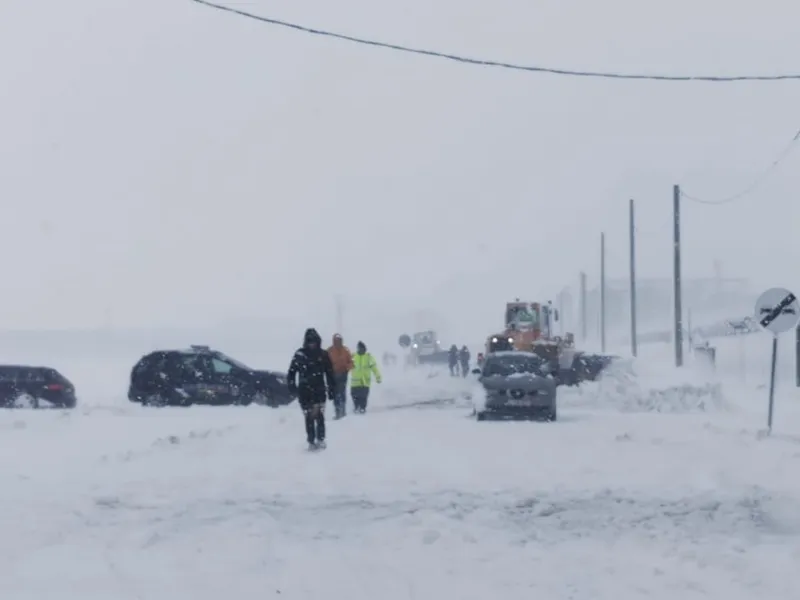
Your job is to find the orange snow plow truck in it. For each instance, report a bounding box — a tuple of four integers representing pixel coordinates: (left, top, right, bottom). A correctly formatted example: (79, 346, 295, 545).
(484, 299, 616, 385)
(485, 300, 558, 354)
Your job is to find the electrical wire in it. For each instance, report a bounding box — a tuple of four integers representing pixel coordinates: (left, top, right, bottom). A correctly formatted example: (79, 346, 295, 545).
(680, 127, 800, 205)
(191, 0, 800, 82)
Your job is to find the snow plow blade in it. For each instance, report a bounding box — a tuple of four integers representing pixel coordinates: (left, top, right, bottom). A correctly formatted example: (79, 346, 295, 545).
(561, 352, 621, 386)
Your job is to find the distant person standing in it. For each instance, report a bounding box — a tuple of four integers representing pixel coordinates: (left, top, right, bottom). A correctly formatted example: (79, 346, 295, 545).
(350, 341, 382, 413)
(448, 344, 458, 376)
(458, 345, 471, 377)
(327, 333, 354, 419)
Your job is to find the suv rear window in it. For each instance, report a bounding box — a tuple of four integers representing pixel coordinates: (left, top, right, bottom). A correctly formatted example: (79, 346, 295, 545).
(483, 355, 546, 377)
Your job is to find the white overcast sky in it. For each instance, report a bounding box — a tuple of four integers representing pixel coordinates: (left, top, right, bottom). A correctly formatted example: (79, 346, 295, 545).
(1, 0, 798, 337)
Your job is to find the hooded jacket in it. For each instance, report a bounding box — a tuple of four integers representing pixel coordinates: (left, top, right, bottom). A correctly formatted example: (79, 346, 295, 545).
(327, 334, 354, 374)
(287, 328, 336, 400)
(351, 341, 382, 388)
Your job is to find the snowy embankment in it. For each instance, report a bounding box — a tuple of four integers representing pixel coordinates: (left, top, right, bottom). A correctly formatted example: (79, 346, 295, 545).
(1, 338, 800, 598)
(563, 357, 727, 414)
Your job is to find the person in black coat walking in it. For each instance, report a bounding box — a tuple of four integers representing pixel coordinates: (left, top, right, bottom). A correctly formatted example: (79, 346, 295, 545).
(458, 345, 471, 377)
(448, 344, 458, 376)
(287, 328, 336, 449)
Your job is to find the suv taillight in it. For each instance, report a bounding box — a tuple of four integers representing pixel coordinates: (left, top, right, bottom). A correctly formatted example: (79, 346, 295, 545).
(45, 383, 64, 391)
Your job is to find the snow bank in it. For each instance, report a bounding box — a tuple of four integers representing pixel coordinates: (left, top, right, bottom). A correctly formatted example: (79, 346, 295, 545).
(371, 352, 731, 417)
(563, 357, 728, 414)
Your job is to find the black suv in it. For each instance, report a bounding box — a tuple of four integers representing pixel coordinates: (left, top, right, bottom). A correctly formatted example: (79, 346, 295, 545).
(0, 365, 77, 409)
(128, 345, 292, 407)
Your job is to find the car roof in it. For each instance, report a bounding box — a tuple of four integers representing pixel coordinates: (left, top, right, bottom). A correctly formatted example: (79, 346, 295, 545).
(145, 347, 216, 356)
(0, 364, 54, 371)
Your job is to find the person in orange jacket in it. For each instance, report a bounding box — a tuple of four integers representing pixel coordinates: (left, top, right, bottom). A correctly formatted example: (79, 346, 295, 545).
(327, 333, 354, 419)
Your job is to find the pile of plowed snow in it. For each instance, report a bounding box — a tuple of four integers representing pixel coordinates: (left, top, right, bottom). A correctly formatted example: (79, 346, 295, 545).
(371, 354, 730, 416)
(562, 358, 728, 414)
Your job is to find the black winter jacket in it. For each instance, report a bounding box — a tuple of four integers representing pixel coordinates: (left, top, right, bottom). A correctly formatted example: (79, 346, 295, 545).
(288, 328, 336, 402)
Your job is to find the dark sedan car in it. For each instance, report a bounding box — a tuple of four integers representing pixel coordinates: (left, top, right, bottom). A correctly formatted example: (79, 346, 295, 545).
(0, 365, 77, 409)
(128, 345, 292, 407)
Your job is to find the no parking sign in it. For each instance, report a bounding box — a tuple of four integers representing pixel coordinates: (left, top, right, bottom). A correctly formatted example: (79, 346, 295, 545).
(754, 287, 800, 433)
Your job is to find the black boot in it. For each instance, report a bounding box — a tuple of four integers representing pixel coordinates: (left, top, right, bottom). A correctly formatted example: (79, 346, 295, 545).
(315, 411, 326, 444)
(304, 413, 316, 446)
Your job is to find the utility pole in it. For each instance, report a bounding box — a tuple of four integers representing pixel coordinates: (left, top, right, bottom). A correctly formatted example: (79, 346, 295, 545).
(335, 295, 343, 334)
(600, 232, 606, 353)
(579, 271, 587, 342)
(673, 184, 683, 367)
(629, 198, 638, 357)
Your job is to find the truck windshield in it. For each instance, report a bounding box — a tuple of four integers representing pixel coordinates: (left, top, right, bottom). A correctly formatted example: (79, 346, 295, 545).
(506, 305, 540, 329)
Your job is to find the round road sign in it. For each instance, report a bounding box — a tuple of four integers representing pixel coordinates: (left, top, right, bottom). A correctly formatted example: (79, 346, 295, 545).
(753, 287, 800, 334)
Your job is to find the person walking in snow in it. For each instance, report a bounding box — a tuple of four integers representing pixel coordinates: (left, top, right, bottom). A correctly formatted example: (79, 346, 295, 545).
(458, 345, 471, 377)
(327, 333, 354, 419)
(350, 341, 382, 413)
(287, 328, 336, 450)
(448, 344, 458, 376)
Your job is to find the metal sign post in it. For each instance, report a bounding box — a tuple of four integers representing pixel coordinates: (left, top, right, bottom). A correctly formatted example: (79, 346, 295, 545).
(754, 287, 800, 433)
(768, 336, 778, 431)
(796, 325, 800, 387)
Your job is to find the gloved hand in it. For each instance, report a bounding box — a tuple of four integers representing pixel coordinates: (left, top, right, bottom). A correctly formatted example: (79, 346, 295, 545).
(376, 378, 382, 384)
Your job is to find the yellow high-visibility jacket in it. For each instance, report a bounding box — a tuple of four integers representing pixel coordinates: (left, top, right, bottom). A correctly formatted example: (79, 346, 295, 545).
(351, 352, 382, 388)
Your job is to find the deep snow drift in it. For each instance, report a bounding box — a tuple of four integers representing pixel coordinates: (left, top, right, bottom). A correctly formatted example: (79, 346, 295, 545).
(1, 331, 800, 599)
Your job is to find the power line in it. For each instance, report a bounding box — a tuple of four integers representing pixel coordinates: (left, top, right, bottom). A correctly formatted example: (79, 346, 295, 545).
(680, 127, 800, 205)
(191, 0, 800, 82)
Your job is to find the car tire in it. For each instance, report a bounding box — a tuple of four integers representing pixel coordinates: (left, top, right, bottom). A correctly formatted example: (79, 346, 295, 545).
(13, 393, 39, 409)
(476, 411, 486, 421)
(546, 408, 557, 422)
(143, 394, 168, 407)
(235, 395, 254, 407)
(250, 392, 273, 407)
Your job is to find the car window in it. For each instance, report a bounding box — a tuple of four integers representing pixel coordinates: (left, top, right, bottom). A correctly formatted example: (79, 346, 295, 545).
(0, 368, 47, 382)
(211, 357, 234, 374)
(0, 367, 19, 381)
(182, 354, 208, 373)
(159, 354, 206, 380)
(484, 356, 545, 377)
(215, 352, 250, 371)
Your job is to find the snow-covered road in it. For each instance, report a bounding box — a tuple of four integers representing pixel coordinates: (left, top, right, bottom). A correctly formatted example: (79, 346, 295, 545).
(2, 367, 800, 599)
